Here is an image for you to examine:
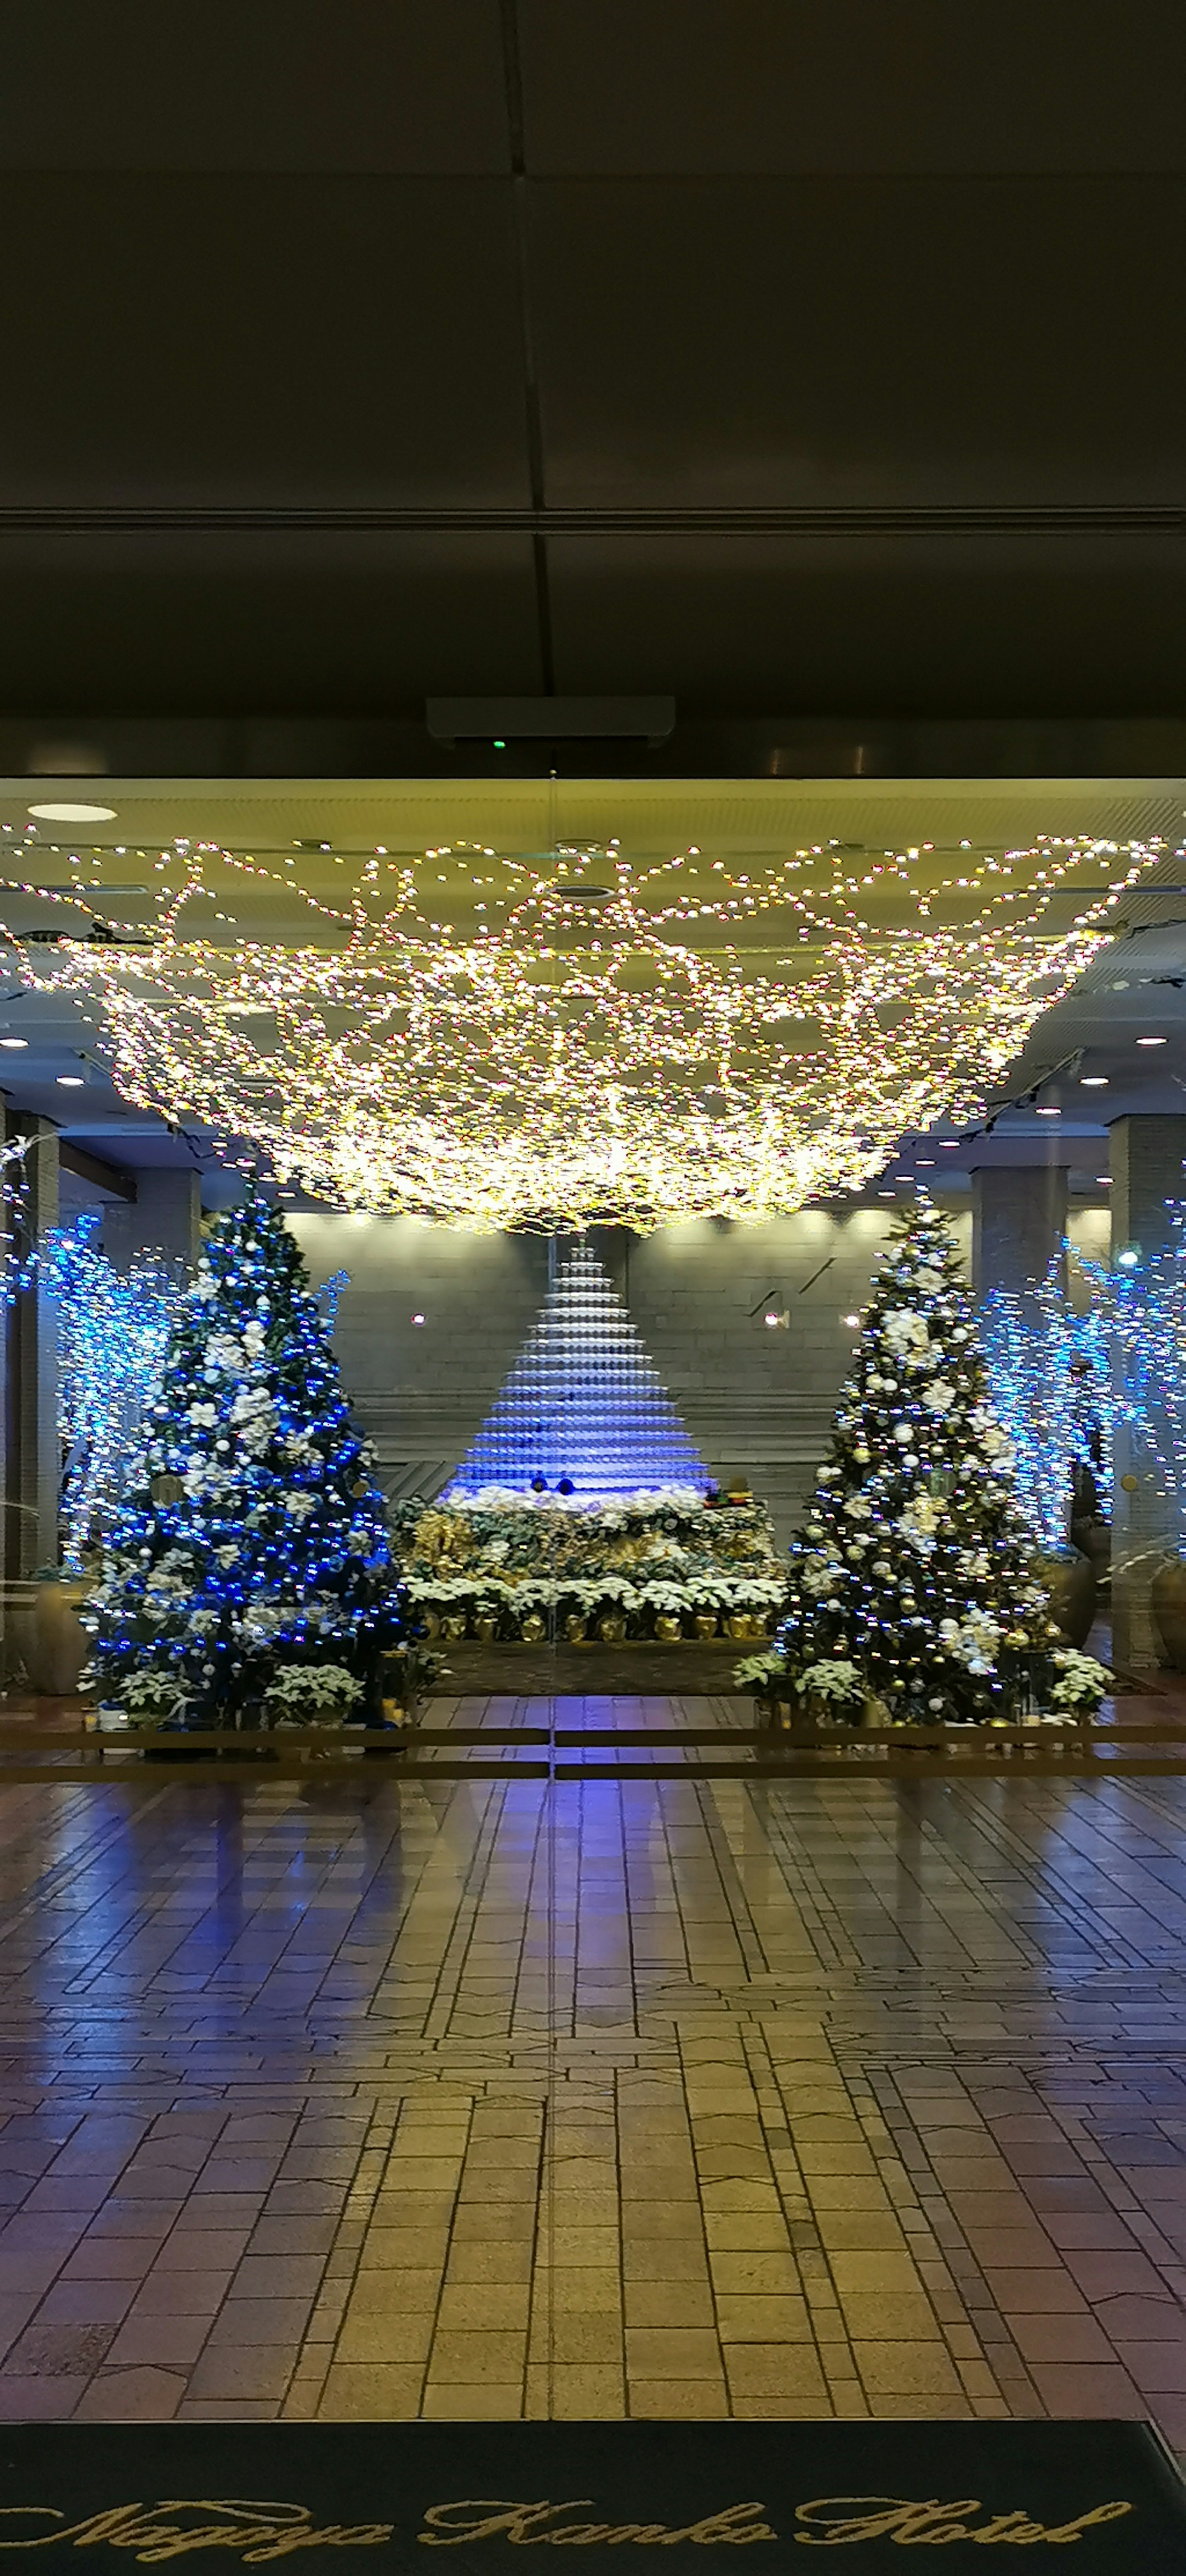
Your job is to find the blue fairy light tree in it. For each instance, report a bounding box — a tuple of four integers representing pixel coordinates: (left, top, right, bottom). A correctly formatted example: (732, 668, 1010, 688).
(45, 1216, 185, 1572)
(83, 1185, 397, 1726)
(776, 1196, 1058, 1723)
(981, 1262, 1112, 1552)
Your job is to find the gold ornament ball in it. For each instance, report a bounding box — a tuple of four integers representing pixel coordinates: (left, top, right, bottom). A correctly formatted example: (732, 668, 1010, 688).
(1120, 1472, 1139, 1493)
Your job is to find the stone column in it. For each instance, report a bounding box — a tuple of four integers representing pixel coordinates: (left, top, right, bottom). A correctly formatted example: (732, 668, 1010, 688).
(971, 1164, 1069, 1306)
(2, 1112, 60, 1584)
(1109, 1115, 1186, 1669)
(102, 1169, 201, 1274)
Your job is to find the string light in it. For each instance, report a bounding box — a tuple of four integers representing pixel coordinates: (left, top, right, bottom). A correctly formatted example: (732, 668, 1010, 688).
(1075, 1219, 1186, 1533)
(43, 1217, 185, 1570)
(8, 834, 1164, 1232)
(982, 1266, 1112, 1549)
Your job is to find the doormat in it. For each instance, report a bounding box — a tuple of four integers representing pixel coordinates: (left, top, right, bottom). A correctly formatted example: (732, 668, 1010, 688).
(0, 2418, 1183, 2573)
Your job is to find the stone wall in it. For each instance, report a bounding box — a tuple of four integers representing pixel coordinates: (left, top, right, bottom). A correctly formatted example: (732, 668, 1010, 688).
(291, 1204, 974, 1545)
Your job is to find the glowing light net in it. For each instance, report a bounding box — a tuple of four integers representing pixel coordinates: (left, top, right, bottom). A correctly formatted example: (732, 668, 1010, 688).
(14, 835, 1161, 1231)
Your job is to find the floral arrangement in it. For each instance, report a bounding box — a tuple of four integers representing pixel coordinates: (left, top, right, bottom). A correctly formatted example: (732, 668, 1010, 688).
(264, 1663, 364, 1724)
(799, 1657, 864, 1707)
(733, 1648, 787, 1692)
(108, 1669, 190, 1726)
(390, 1486, 785, 1641)
(1049, 1649, 1111, 1712)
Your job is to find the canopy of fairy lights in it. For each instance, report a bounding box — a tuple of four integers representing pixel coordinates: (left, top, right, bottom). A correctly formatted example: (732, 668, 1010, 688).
(10, 832, 1164, 1231)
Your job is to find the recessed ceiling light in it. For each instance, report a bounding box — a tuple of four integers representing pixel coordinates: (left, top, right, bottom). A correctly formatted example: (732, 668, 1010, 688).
(1137, 1035, 1168, 1046)
(1036, 1106, 1061, 1116)
(916, 1157, 935, 1165)
(411, 1312, 426, 1325)
(1097, 1174, 1112, 1184)
(56, 1074, 84, 1086)
(842, 1312, 860, 1328)
(1080, 1075, 1109, 1086)
(0, 1036, 27, 1049)
(939, 1140, 960, 1148)
(28, 802, 116, 823)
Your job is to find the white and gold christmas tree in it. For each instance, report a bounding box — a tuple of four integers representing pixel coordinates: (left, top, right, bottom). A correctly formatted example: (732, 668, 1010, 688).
(444, 1238, 709, 1501)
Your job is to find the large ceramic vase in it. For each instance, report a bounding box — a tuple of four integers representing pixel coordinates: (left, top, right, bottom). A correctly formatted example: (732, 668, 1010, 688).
(1035, 1546, 1097, 1649)
(1152, 1558, 1186, 1670)
(15, 1576, 90, 1696)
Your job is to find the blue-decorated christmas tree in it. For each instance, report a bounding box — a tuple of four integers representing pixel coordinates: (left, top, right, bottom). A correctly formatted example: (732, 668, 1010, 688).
(84, 1186, 398, 1728)
(444, 1237, 709, 1501)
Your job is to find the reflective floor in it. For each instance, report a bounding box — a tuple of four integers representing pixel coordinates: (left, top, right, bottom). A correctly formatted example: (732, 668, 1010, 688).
(2, 1693, 1186, 2433)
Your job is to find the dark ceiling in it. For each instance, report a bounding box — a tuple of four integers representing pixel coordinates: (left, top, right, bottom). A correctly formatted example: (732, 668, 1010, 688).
(1, 0, 1184, 757)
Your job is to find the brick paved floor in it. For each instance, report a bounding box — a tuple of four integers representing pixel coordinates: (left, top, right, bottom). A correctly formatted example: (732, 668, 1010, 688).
(1, 1689, 1186, 2431)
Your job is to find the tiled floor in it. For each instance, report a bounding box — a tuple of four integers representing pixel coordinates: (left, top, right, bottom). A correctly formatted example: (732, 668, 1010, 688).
(1, 1690, 1186, 2432)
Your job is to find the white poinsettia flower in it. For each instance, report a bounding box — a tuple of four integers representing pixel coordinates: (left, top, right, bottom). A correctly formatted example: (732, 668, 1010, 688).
(923, 1379, 956, 1414)
(883, 1308, 930, 1352)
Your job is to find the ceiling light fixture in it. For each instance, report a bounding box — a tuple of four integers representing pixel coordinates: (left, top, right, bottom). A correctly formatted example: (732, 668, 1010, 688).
(0, 1036, 27, 1049)
(1036, 1105, 1061, 1116)
(28, 802, 116, 824)
(1137, 1035, 1168, 1046)
(56, 1073, 84, 1086)
(1080, 1075, 1109, 1086)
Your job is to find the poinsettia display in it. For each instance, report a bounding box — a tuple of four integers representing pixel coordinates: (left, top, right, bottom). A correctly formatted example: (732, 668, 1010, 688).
(390, 1486, 785, 1641)
(770, 1196, 1059, 1723)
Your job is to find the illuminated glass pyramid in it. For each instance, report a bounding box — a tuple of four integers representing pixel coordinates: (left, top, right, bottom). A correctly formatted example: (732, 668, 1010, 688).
(444, 1238, 710, 1500)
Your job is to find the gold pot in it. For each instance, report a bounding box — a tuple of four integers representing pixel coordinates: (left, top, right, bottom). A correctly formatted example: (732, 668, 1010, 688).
(598, 1612, 627, 1645)
(520, 1613, 546, 1645)
(15, 1577, 90, 1697)
(419, 1608, 442, 1640)
(440, 1613, 468, 1640)
(474, 1614, 499, 1646)
(693, 1612, 719, 1641)
(1036, 1546, 1097, 1649)
(564, 1614, 587, 1643)
(654, 1614, 682, 1644)
(725, 1613, 750, 1642)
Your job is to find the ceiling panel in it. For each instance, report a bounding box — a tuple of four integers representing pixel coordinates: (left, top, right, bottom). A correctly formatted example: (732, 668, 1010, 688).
(0, 535, 543, 715)
(0, 2, 510, 174)
(0, 176, 528, 507)
(529, 177, 1186, 507)
(546, 534, 1186, 715)
(519, 0, 1186, 175)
